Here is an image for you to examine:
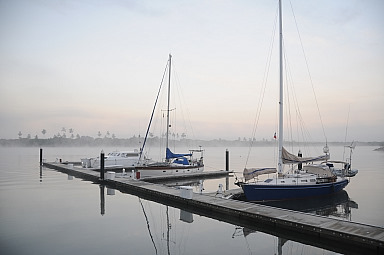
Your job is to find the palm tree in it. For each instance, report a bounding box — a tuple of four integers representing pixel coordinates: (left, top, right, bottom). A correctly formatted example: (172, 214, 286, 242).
(97, 131, 102, 138)
(18, 131, 22, 139)
(41, 129, 47, 138)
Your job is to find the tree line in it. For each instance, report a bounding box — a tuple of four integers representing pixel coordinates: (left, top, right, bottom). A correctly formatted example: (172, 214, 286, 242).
(1, 135, 382, 148)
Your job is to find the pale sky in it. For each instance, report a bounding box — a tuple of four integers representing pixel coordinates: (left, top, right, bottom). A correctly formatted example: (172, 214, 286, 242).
(1, 0, 383, 142)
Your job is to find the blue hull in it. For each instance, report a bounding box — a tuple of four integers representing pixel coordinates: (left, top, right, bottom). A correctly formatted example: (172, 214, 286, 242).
(242, 179, 349, 202)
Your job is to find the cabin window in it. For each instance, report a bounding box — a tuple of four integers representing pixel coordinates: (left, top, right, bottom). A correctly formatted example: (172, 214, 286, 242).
(301, 180, 308, 182)
(292, 180, 296, 183)
(265, 179, 273, 183)
(310, 179, 316, 182)
(280, 181, 285, 183)
(163, 171, 166, 173)
(176, 170, 179, 172)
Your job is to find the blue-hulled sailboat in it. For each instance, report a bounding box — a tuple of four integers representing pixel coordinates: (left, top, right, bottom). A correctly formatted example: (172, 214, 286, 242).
(236, 0, 349, 201)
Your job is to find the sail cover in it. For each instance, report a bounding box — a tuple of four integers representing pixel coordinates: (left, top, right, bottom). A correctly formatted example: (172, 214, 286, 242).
(243, 167, 277, 181)
(166, 148, 192, 159)
(282, 147, 329, 164)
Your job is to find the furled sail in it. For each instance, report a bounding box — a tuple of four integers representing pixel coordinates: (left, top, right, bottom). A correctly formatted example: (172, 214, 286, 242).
(282, 147, 329, 164)
(243, 167, 277, 181)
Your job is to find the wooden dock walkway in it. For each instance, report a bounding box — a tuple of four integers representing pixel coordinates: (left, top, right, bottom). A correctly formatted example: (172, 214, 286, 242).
(44, 162, 384, 254)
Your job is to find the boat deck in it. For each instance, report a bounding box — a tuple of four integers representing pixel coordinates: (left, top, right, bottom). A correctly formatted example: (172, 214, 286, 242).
(44, 161, 384, 254)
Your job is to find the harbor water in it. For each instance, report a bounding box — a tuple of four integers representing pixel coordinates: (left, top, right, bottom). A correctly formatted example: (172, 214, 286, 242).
(0, 146, 383, 254)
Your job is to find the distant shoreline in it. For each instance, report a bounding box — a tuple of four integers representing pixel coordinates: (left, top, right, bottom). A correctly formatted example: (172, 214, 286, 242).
(1, 137, 383, 148)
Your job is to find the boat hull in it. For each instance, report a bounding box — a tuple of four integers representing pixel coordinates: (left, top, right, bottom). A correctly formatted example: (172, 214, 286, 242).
(136, 165, 204, 177)
(242, 178, 349, 202)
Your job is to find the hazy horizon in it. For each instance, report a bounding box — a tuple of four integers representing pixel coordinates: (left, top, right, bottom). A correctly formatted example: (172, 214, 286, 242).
(1, 0, 383, 142)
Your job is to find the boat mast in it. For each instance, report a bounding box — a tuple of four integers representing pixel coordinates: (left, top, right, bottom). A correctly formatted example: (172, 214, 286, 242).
(278, 0, 284, 174)
(166, 54, 172, 162)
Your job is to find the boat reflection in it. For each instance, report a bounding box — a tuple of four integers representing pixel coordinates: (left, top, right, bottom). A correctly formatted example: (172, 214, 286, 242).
(257, 190, 358, 220)
(232, 190, 359, 254)
(96, 179, 360, 254)
(138, 198, 193, 255)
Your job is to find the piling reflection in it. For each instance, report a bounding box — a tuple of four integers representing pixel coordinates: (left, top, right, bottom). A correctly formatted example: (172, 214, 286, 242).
(100, 185, 105, 216)
(99, 184, 116, 216)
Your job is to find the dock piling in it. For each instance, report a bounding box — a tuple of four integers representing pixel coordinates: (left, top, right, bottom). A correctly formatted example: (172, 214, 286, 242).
(225, 149, 229, 171)
(100, 185, 105, 215)
(40, 148, 43, 166)
(100, 150, 105, 180)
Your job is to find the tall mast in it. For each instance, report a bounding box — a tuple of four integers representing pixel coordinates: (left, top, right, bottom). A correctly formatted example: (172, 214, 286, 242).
(166, 54, 172, 160)
(278, 0, 284, 174)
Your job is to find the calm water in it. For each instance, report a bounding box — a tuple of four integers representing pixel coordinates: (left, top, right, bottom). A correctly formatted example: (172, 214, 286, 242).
(0, 146, 383, 255)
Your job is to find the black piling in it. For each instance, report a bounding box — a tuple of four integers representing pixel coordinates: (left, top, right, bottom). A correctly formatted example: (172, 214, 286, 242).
(40, 148, 43, 166)
(225, 149, 229, 171)
(100, 150, 105, 180)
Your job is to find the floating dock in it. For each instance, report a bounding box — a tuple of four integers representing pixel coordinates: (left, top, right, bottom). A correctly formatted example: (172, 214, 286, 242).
(44, 161, 384, 255)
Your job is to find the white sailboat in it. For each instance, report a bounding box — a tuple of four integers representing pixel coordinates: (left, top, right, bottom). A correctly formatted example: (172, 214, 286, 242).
(136, 54, 204, 177)
(237, 0, 349, 201)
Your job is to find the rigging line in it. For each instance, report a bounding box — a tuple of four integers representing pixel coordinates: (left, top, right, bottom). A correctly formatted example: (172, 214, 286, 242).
(172, 61, 197, 144)
(282, 41, 294, 153)
(166, 206, 170, 255)
(283, 39, 308, 152)
(289, 0, 327, 142)
(244, 3, 279, 168)
(138, 198, 158, 255)
(173, 68, 188, 138)
(282, 36, 316, 156)
(139, 58, 169, 162)
(343, 105, 351, 161)
(283, 45, 307, 149)
(285, 47, 302, 148)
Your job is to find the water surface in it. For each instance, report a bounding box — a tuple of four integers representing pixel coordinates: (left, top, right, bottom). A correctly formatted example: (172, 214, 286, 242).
(0, 146, 383, 254)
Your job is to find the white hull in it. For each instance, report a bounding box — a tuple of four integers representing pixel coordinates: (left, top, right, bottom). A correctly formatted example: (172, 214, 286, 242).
(137, 165, 204, 177)
(81, 150, 139, 169)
